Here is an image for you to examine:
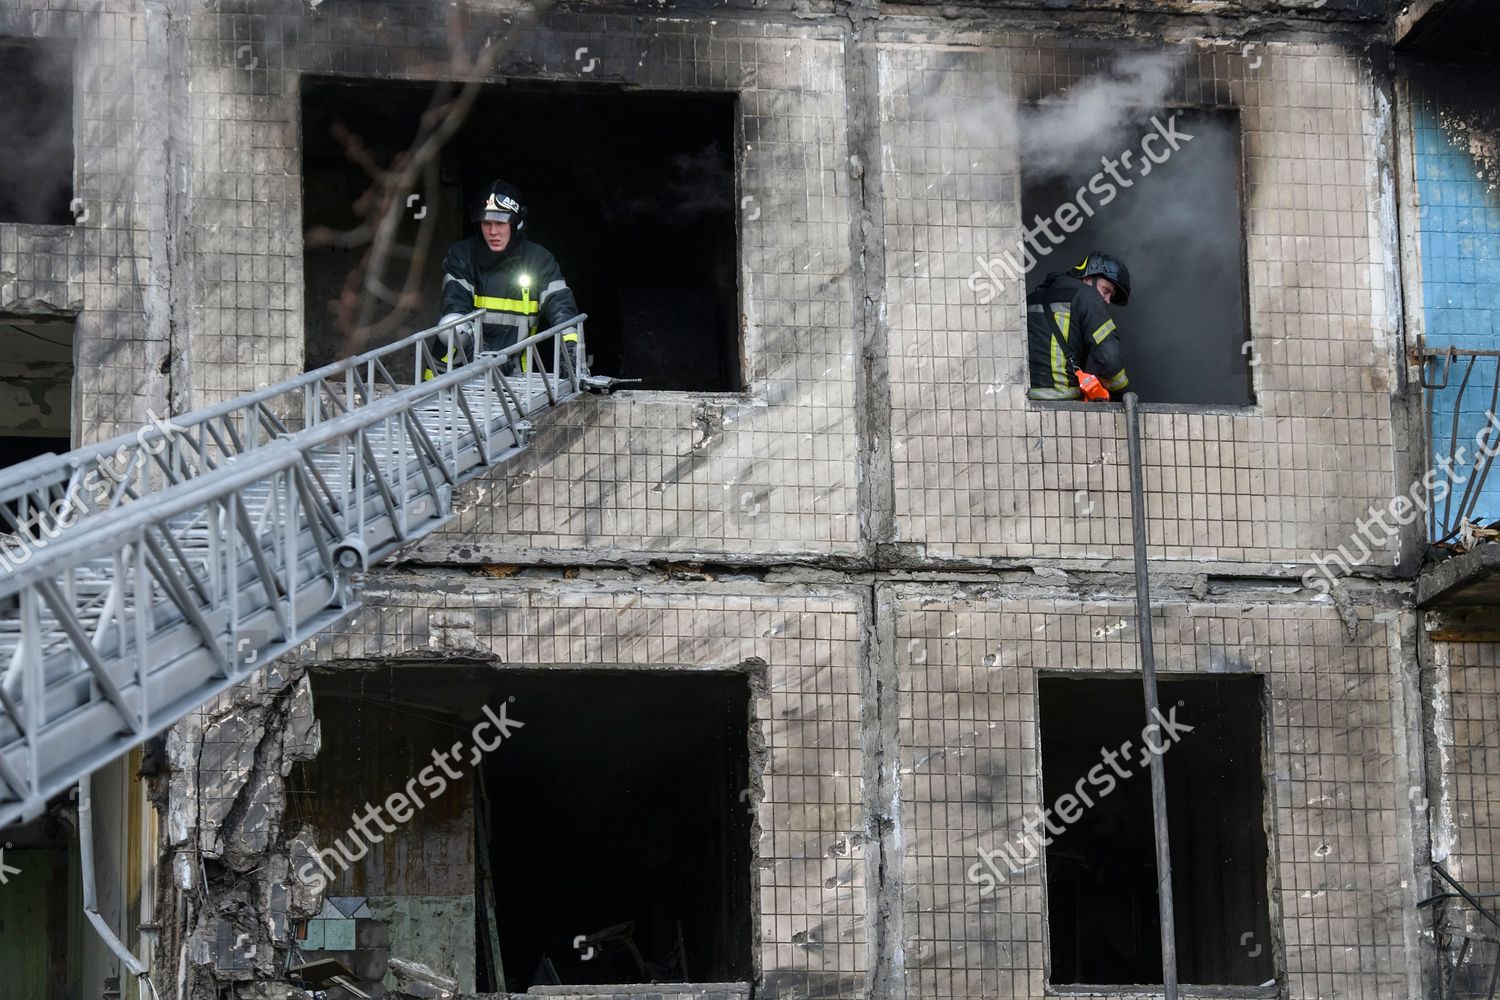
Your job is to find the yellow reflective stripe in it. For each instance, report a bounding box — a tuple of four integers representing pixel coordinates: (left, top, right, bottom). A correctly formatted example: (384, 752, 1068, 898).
(1049, 331, 1069, 391)
(1028, 386, 1083, 400)
(1091, 318, 1117, 345)
(562, 332, 578, 343)
(473, 295, 539, 313)
(1048, 305, 1073, 391)
(1104, 369, 1129, 391)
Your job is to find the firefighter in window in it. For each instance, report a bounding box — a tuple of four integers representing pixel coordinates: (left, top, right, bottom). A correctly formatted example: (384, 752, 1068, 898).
(432, 179, 580, 377)
(1025, 252, 1131, 402)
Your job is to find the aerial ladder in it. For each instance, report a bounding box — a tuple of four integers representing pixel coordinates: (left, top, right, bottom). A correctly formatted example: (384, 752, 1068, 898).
(0, 312, 608, 829)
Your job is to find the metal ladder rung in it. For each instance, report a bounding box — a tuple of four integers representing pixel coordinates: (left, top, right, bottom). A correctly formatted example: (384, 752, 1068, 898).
(0, 313, 591, 826)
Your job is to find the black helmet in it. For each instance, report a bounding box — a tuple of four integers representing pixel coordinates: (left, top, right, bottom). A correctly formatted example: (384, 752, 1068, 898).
(1073, 252, 1131, 306)
(472, 179, 527, 232)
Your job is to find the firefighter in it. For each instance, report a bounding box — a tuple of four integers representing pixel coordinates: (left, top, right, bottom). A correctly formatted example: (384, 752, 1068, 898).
(435, 179, 580, 375)
(1025, 252, 1131, 402)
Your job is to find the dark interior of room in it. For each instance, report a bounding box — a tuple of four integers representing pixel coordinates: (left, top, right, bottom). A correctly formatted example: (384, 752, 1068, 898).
(0, 435, 69, 470)
(0, 317, 74, 471)
(0, 805, 78, 996)
(1039, 674, 1273, 988)
(300, 79, 739, 391)
(1021, 109, 1252, 407)
(301, 666, 754, 993)
(482, 669, 753, 990)
(1398, 0, 1500, 56)
(0, 40, 73, 227)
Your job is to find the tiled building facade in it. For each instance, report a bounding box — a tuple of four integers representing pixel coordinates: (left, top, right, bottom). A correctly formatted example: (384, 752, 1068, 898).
(2, 0, 1493, 998)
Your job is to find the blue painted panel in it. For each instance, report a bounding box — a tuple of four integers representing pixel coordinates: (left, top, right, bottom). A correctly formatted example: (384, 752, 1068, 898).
(1413, 84, 1500, 539)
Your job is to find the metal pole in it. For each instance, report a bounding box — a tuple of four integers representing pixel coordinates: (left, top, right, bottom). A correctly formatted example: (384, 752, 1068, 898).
(1124, 392, 1179, 999)
(79, 774, 159, 998)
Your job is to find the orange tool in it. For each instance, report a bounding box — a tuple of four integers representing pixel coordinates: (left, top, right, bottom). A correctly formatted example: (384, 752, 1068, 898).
(1076, 368, 1110, 402)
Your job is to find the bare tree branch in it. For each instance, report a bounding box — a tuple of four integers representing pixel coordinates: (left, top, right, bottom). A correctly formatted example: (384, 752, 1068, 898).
(307, 2, 557, 355)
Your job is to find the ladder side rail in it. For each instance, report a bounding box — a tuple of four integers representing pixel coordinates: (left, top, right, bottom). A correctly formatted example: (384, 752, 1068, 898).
(0, 311, 485, 515)
(0, 312, 585, 610)
(0, 463, 352, 817)
(0, 315, 585, 823)
(0, 313, 586, 611)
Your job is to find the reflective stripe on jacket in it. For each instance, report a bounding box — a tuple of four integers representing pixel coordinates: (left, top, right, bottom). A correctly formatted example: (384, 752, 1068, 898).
(1024, 272, 1128, 401)
(439, 235, 579, 354)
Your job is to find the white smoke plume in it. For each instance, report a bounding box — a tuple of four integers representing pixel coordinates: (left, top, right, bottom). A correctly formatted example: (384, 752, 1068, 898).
(1019, 52, 1183, 179)
(951, 51, 1184, 179)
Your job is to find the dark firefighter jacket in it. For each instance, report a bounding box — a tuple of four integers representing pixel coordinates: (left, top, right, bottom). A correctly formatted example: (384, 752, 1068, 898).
(439, 234, 579, 356)
(1025, 272, 1129, 401)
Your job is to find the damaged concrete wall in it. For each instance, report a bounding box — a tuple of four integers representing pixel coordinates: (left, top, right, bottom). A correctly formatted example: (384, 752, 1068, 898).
(165, 666, 324, 990)
(0, 0, 1453, 997)
(890, 582, 1424, 997)
(187, 2, 863, 563)
(0, 0, 179, 444)
(1404, 62, 1500, 526)
(878, 34, 1406, 572)
(1420, 633, 1500, 995)
(297, 574, 870, 999)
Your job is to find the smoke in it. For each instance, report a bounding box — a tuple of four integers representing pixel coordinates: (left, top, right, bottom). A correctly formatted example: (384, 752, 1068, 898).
(0, 42, 76, 225)
(1021, 53, 1183, 179)
(942, 49, 1249, 404)
(1020, 110, 1251, 405)
(953, 52, 1184, 181)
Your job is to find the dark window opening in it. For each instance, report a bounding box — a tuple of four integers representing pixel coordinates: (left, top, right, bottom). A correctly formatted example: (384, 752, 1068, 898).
(0, 316, 74, 470)
(295, 667, 753, 995)
(0, 800, 81, 997)
(300, 79, 739, 391)
(0, 40, 74, 226)
(1021, 109, 1252, 407)
(1039, 674, 1273, 988)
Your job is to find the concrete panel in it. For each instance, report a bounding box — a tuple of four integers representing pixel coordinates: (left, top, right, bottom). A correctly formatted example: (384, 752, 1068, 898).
(182, 5, 861, 563)
(300, 572, 870, 998)
(892, 585, 1422, 999)
(878, 36, 1404, 573)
